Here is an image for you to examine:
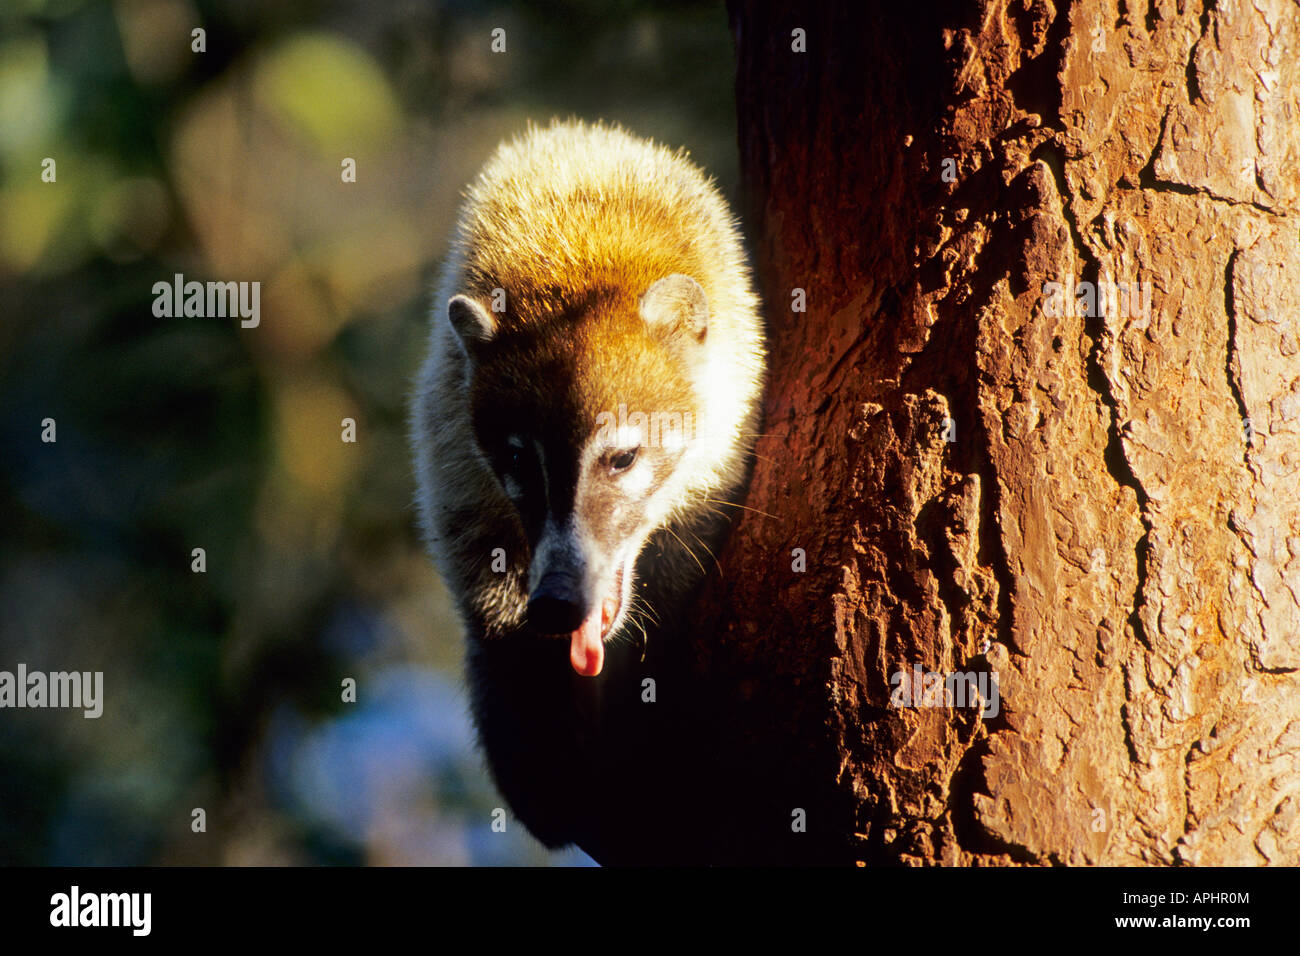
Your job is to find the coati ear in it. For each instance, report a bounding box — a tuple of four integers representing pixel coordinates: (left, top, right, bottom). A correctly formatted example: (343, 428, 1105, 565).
(639, 274, 708, 343)
(447, 294, 496, 350)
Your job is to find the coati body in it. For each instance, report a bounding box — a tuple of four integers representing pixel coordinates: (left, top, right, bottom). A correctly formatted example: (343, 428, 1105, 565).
(409, 120, 764, 858)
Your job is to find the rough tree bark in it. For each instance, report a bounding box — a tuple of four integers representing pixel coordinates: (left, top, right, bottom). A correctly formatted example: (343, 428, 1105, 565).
(668, 0, 1300, 865)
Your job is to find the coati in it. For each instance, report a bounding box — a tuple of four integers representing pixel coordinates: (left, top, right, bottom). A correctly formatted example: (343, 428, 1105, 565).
(409, 119, 765, 859)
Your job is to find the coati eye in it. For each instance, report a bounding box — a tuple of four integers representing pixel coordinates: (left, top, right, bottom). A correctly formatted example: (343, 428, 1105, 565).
(609, 447, 639, 472)
(505, 434, 525, 469)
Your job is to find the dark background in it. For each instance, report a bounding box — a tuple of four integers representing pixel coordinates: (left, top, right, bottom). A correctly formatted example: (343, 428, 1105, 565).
(0, 0, 739, 865)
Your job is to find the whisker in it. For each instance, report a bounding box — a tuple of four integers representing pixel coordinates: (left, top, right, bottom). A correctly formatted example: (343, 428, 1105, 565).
(684, 528, 724, 577)
(607, 628, 636, 651)
(663, 526, 708, 578)
(631, 613, 649, 661)
(629, 593, 661, 627)
(615, 593, 656, 662)
(697, 497, 779, 521)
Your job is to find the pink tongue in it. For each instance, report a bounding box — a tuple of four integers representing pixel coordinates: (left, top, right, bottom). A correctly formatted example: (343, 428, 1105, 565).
(568, 609, 605, 677)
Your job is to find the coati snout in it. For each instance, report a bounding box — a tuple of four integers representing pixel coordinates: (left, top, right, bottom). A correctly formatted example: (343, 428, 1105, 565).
(522, 516, 630, 677)
(446, 277, 706, 676)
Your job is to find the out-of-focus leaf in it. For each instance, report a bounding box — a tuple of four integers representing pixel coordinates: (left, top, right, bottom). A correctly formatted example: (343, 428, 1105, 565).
(252, 33, 401, 157)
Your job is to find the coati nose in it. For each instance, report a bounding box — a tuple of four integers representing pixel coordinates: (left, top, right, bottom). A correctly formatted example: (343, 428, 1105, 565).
(527, 575, 587, 634)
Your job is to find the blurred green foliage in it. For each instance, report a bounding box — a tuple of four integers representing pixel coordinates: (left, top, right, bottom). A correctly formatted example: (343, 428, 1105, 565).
(0, 0, 738, 865)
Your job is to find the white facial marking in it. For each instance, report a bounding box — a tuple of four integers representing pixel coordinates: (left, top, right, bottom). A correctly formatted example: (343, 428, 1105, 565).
(604, 550, 639, 640)
(614, 425, 644, 450)
(619, 459, 653, 497)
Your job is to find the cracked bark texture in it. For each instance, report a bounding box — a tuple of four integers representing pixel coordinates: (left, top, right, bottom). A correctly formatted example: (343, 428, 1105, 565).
(701, 0, 1300, 864)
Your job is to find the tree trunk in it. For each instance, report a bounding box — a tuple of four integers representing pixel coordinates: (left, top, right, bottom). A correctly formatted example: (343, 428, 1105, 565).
(675, 0, 1300, 865)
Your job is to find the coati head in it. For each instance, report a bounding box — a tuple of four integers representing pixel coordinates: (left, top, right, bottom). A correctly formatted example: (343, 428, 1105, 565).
(448, 274, 710, 677)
